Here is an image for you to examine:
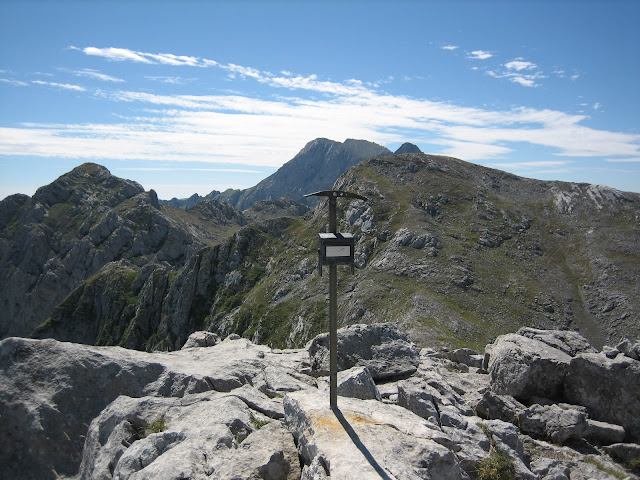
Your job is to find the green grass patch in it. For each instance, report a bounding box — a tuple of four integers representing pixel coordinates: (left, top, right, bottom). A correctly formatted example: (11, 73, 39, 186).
(583, 458, 627, 479)
(135, 418, 166, 439)
(476, 423, 516, 480)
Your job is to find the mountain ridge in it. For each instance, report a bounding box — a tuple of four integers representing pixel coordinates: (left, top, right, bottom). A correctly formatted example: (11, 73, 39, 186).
(1, 147, 638, 352)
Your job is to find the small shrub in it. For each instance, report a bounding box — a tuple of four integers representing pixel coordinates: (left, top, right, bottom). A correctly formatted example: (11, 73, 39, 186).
(476, 449, 515, 480)
(147, 418, 166, 434)
(135, 418, 166, 439)
(627, 458, 640, 474)
(250, 416, 270, 430)
(476, 422, 515, 480)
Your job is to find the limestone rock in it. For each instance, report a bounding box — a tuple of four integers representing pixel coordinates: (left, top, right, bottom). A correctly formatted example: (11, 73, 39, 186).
(473, 390, 525, 424)
(516, 327, 597, 357)
(615, 336, 640, 360)
(308, 323, 420, 380)
(604, 442, 640, 464)
(487, 333, 571, 401)
(336, 366, 381, 401)
(564, 351, 640, 441)
(181, 331, 221, 349)
(518, 404, 588, 444)
(0, 336, 313, 479)
(283, 389, 467, 480)
(397, 379, 441, 425)
(441, 348, 484, 369)
(79, 392, 299, 480)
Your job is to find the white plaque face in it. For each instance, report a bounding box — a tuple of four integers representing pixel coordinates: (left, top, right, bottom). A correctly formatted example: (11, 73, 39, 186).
(325, 245, 351, 257)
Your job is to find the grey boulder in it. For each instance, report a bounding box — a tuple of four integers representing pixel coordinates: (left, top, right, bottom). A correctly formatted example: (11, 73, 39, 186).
(486, 333, 571, 401)
(181, 331, 220, 349)
(337, 366, 381, 401)
(564, 351, 640, 442)
(308, 322, 420, 380)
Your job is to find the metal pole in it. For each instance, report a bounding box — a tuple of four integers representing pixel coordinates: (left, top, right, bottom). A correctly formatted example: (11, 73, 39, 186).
(329, 264, 338, 409)
(328, 196, 338, 409)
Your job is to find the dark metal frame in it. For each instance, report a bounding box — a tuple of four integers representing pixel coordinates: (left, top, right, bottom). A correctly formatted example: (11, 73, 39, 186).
(304, 190, 368, 408)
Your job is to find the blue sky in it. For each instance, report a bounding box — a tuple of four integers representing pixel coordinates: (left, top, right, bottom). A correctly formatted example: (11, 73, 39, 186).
(1, 1, 639, 200)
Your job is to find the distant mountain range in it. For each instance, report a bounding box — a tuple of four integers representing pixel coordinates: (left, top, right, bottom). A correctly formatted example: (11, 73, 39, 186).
(164, 139, 421, 210)
(1, 139, 638, 353)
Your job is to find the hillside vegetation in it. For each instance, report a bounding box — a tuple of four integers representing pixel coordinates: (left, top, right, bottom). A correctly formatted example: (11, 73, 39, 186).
(1, 150, 638, 351)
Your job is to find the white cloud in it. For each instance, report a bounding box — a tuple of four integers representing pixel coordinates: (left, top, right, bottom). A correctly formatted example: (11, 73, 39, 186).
(605, 157, 640, 163)
(504, 59, 537, 71)
(490, 160, 570, 169)
(468, 50, 493, 60)
(442, 45, 458, 51)
(145, 76, 190, 84)
(74, 68, 124, 82)
(487, 69, 544, 88)
(117, 167, 261, 173)
(0, 78, 29, 86)
(510, 76, 537, 88)
(32, 80, 86, 91)
(81, 46, 154, 63)
(593, 102, 602, 111)
(2, 47, 638, 179)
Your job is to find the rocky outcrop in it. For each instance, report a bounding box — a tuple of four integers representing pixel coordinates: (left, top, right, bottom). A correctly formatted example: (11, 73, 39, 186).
(2, 324, 638, 480)
(79, 393, 299, 480)
(0, 335, 313, 479)
(564, 351, 640, 441)
(30, 221, 281, 351)
(483, 328, 640, 444)
(284, 389, 466, 480)
(486, 333, 572, 401)
(0, 164, 247, 342)
(308, 322, 420, 380)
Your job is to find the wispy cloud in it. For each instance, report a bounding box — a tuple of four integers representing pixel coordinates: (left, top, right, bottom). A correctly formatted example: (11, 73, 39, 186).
(442, 45, 458, 51)
(145, 76, 191, 84)
(117, 167, 261, 173)
(77, 46, 201, 67)
(486, 58, 545, 88)
(74, 68, 124, 83)
(605, 157, 640, 163)
(0, 78, 29, 87)
(504, 59, 537, 71)
(468, 50, 493, 60)
(76, 46, 154, 64)
(1, 46, 639, 178)
(32, 80, 86, 91)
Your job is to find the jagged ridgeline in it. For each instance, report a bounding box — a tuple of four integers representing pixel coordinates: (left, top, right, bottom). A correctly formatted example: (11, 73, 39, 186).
(1, 143, 639, 352)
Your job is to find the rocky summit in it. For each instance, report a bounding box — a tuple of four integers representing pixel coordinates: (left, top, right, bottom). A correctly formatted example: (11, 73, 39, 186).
(1, 323, 639, 479)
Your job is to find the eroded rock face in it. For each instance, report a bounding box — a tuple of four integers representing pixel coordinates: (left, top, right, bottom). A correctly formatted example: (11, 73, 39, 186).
(0, 336, 313, 479)
(79, 393, 299, 480)
(308, 322, 420, 380)
(564, 351, 640, 441)
(283, 389, 467, 480)
(487, 333, 572, 401)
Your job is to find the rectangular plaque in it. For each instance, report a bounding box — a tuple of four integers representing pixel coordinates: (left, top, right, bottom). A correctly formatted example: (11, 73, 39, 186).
(325, 245, 351, 257)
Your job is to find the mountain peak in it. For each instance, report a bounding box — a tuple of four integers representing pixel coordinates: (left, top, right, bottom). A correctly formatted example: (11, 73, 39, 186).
(33, 162, 144, 207)
(394, 142, 422, 154)
(230, 138, 391, 209)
